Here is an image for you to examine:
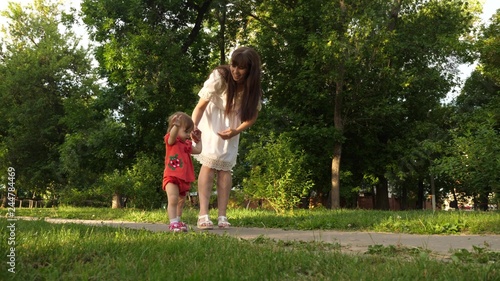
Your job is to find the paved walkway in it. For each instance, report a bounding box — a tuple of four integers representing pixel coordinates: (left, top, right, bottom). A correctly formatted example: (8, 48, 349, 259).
(22, 217, 500, 257)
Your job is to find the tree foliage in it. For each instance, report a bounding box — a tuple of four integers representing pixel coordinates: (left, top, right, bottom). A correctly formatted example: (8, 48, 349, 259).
(245, 0, 479, 209)
(433, 10, 500, 209)
(1, 0, 497, 210)
(0, 0, 97, 198)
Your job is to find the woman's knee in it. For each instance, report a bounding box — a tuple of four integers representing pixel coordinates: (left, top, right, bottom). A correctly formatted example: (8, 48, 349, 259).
(199, 166, 215, 182)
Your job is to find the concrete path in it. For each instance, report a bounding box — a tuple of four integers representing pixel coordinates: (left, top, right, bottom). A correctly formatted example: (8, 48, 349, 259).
(21, 217, 500, 257)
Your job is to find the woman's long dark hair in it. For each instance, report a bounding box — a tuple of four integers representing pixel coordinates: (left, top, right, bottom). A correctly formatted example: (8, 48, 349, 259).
(215, 47, 262, 122)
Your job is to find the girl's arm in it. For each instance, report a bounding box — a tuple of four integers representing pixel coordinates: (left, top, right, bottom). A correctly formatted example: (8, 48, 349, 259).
(191, 129, 202, 154)
(191, 140, 202, 154)
(167, 115, 181, 145)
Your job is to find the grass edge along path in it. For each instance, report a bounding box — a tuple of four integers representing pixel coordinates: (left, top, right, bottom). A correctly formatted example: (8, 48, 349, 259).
(14, 216, 500, 257)
(12, 206, 500, 234)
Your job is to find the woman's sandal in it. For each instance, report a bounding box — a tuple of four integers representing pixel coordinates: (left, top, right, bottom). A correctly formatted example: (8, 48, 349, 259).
(197, 215, 214, 230)
(218, 216, 231, 228)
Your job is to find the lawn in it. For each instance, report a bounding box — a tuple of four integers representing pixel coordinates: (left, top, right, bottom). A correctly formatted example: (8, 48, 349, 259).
(1, 207, 499, 280)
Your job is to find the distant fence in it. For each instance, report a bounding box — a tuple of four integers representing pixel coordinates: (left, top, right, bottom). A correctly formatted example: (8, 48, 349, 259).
(4, 199, 109, 208)
(11, 199, 55, 208)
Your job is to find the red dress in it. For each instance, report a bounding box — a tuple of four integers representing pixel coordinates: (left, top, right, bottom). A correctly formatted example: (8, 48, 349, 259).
(162, 134, 195, 195)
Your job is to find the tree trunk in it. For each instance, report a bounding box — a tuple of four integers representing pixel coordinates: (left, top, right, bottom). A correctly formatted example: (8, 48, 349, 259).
(416, 179, 424, 209)
(478, 190, 490, 211)
(330, 76, 344, 209)
(112, 192, 123, 209)
(450, 188, 459, 209)
(374, 176, 389, 210)
(218, 0, 227, 65)
(330, 142, 342, 209)
(430, 175, 436, 211)
(401, 186, 408, 210)
(181, 0, 213, 53)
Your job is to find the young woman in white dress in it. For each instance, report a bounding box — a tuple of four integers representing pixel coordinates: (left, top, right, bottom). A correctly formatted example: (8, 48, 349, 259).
(191, 47, 262, 229)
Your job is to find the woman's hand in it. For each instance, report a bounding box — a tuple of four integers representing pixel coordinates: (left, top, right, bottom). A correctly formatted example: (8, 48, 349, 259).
(217, 128, 238, 140)
(191, 128, 202, 143)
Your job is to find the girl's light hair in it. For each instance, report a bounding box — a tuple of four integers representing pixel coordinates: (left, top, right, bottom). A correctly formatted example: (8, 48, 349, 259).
(167, 112, 194, 133)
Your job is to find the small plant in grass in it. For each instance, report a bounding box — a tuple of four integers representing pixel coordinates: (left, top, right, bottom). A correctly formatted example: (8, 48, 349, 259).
(451, 245, 500, 264)
(367, 244, 431, 259)
(367, 244, 402, 257)
(249, 235, 341, 252)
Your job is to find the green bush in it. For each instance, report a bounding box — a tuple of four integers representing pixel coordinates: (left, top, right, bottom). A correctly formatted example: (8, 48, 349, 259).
(243, 133, 314, 213)
(95, 153, 164, 209)
(58, 187, 109, 207)
(126, 153, 164, 209)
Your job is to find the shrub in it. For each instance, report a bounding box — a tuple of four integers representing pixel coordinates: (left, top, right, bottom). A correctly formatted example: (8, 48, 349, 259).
(97, 153, 164, 209)
(58, 187, 109, 207)
(243, 133, 314, 213)
(126, 153, 164, 209)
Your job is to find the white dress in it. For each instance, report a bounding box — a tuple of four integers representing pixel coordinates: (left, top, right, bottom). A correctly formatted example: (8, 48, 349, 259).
(194, 70, 260, 171)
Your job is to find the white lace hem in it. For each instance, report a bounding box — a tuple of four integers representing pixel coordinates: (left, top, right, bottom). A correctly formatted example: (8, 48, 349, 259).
(194, 154, 235, 171)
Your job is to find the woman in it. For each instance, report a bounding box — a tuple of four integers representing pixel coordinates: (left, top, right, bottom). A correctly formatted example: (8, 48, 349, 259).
(192, 47, 262, 229)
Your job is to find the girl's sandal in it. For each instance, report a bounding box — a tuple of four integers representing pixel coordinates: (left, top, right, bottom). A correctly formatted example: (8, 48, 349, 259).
(197, 215, 214, 230)
(218, 216, 231, 228)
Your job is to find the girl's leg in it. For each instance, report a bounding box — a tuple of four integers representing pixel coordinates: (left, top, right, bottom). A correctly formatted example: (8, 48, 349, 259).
(176, 195, 188, 231)
(216, 170, 232, 218)
(165, 183, 180, 221)
(176, 195, 186, 218)
(197, 165, 215, 216)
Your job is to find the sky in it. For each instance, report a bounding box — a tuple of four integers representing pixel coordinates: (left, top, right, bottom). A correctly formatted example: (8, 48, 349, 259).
(1, 0, 499, 38)
(0, 0, 86, 42)
(457, 0, 500, 84)
(2, 0, 499, 30)
(0, 0, 80, 20)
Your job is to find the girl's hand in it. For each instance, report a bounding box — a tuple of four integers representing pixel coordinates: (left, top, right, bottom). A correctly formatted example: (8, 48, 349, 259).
(171, 115, 181, 127)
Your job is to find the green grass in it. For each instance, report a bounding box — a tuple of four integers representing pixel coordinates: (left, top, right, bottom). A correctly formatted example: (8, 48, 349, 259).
(14, 206, 500, 234)
(1, 219, 499, 281)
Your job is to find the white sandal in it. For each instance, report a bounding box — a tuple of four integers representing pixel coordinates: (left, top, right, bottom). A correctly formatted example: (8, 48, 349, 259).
(218, 216, 231, 228)
(197, 215, 214, 230)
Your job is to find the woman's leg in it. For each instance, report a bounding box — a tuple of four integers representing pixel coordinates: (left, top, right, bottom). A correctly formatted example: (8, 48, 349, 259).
(197, 165, 215, 216)
(216, 170, 232, 217)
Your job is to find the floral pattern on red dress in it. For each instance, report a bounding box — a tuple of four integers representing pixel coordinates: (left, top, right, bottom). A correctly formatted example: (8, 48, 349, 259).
(168, 154, 183, 170)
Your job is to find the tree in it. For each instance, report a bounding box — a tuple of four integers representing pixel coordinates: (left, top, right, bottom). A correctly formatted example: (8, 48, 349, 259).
(433, 10, 500, 210)
(81, 0, 202, 159)
(79, 0, 219, 204)
(0, 0, 97, 198)
(246, 0, 478, 209)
